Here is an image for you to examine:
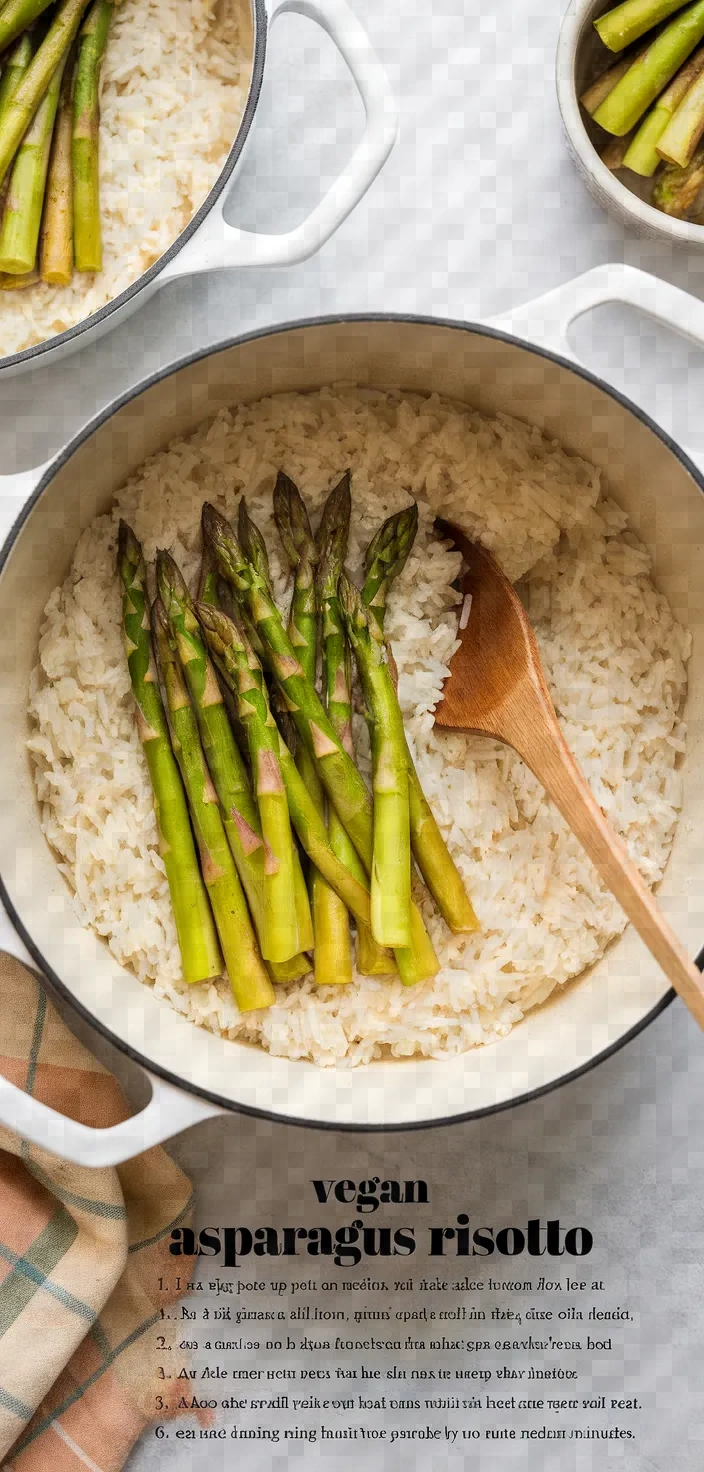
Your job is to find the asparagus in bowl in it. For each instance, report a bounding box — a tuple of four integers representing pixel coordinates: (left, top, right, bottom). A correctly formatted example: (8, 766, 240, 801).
(579, 0, 704, 219)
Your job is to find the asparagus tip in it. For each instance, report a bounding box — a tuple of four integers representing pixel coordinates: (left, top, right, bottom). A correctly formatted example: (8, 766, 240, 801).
(273, 469, 316, 569)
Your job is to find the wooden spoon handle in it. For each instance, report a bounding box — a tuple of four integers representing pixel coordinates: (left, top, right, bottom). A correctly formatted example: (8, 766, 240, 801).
(514, 712, 704, 1027)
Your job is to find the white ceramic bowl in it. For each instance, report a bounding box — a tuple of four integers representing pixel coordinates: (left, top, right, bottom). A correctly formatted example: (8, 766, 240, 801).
(557, 0, 704, 242)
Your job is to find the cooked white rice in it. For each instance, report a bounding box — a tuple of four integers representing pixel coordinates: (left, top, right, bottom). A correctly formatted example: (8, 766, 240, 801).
(0, 0, 247, 358)
(27, 388, 691, 1067)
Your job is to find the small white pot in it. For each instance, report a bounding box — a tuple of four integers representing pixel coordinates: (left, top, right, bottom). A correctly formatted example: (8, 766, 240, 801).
(557, 0, 704, 243)
(0, 0, 398, 377)
(2, 264, 704, 1165)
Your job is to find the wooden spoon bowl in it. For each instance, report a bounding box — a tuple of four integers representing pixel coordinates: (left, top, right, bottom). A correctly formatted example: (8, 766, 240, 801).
(434, 518, 704, 1031)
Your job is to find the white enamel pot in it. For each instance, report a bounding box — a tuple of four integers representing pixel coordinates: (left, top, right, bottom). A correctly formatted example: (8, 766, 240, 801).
(2, 263, 704, 1166)
(0, 0, 398, 377)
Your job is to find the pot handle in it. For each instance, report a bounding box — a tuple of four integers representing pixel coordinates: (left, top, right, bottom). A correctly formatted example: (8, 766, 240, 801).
(159, 0, 397, 281)
(0, 463, 53, 549)
(0, 920, 226, 1168)
(487, 261, 704, 366)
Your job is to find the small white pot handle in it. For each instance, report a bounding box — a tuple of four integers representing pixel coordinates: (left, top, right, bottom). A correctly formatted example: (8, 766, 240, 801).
(159, 0, 398, 282)
(0, 463, 52, 549)
(487, 261, 704, 368)
(0, 923, 226, 1167)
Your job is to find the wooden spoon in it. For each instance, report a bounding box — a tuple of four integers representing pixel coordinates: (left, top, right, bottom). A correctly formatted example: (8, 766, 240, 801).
(434, 518, 704, 1027)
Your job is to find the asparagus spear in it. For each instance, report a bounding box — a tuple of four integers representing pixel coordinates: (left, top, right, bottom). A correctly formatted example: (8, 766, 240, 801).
(0, 33, 34, 124)
(363, 509, 479, 936)
(117, 524, 222, 986)
(0, 0, 92, 186)
(0, 0, 54, 58)
(363, 504, 419, 614)
(197, 539, 220, 606)
(40, 55, 74, 284)
(0, 51, 67, 275)
(205, 606, 301, 966)
(274, 472, 352, 986)
(657, 57, 704, 158)
(196, 601, 374, 930)
(235, 500, 316, 955)
(595, 0, 689, 51)
(581, 53, 642, 114)
(0, 38, 33, 220)
(316, 474, 394, 976)
(594, 0, 704, 134)
(156, 550, 277, 960)
(652, 140, 704, 208)
(202, 503, 439, 981)
(338, 574, 412, 947)
(152, 598, 274, 1012)
(623, 44, 704, 169)
(72, 0, 112, 271)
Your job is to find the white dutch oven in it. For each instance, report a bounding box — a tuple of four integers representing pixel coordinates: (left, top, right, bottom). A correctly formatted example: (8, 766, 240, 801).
(0, 0, 398, 376)
(2, 263, 704, 1166)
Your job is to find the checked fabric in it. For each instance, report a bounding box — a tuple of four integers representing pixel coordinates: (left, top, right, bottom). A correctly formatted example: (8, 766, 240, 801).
(0, 952, 195, 1469)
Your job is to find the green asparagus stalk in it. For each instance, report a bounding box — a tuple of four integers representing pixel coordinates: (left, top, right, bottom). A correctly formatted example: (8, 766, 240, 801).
(117, 524, 222, 985)
(0, 0, 92, 186)
(235, 499, 315, 954)
(595, 0, 688, 51)
(196, 538, 252, 762)
(652, 140, 704, 208)
(202, 502, 440, 984)
(0, 33, 34, 123)
(657, 57, 704, 158)
(40, 56, 74, 284)
(0, 51, 67, 275)
(316, 474, 394, 977)
(581, 54, 641, 113)
(363, 510, 479, 936)
(363, 503, 419, 615)
(152, 597, 274, 1012)
(594, 0, 704, 134)
(202, 602, 301, 967)
(196, 601, 374, 930)
(72, 0, 112, 271)
(156, 550, 277, 960)
(622, 43, 704, 169)
(197, 539, 220, 606)
(238, 496, 275, 592)
(0, 0, 54, 58)
(274, 473, 352, 986)
(338, 575, 412, 947)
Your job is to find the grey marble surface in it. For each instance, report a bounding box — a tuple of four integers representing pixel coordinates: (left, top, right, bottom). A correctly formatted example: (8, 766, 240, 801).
(3, 0, 704, 1466)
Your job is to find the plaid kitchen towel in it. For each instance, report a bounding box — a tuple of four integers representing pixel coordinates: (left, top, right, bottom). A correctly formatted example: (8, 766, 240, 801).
(0, 951, 195, 1470)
